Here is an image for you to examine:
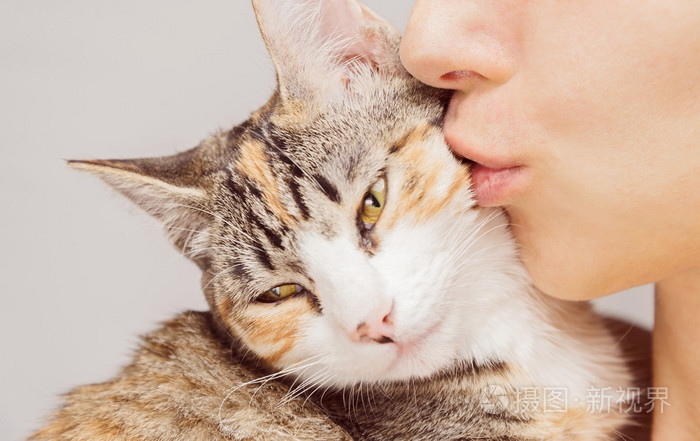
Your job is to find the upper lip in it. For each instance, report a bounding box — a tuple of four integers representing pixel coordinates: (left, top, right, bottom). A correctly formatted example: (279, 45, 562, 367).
(444, 134, 522, 171)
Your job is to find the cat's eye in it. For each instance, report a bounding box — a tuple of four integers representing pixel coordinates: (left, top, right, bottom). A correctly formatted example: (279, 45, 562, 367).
(256, 284, 304, 303)
(360, 176, 387, 229)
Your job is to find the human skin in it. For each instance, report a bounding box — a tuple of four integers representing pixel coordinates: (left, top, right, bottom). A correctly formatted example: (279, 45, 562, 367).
(399, 1, 700, 439)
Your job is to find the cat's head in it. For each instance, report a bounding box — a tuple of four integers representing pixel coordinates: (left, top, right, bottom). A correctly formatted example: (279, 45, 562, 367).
(72, 0, 522, 387)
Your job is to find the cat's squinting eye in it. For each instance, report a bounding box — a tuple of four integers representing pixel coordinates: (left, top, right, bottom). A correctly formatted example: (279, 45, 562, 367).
(256, 284, 304, 303)
(360, 176, 387, 230)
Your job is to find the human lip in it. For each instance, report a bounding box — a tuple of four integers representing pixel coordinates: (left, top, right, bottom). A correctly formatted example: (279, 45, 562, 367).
(469, 164, 529, 207)
(445, 135, 529, 206)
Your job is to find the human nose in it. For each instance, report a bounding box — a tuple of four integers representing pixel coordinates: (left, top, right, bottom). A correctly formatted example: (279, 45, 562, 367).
(400, 0, 517, 91)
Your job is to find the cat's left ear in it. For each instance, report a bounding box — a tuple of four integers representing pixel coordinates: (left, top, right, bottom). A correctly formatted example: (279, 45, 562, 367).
(69, 154, 212, 266)
(252, 0, 403, 102)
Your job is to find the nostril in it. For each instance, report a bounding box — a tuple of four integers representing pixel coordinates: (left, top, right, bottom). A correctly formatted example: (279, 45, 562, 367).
(351, 301, 396, 344)
(353, 315, 395, 344)
(373, 335, 394, 344)
(440, 69, 482, 82)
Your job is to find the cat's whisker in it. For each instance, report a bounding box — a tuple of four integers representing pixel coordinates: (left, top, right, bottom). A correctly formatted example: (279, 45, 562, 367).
(218, 356, 322, 425)
(443, 222, 513, 271)
(448, 211, 505, 256)
(357, 381, 367, 414)
(366, 383, 377, 413)
(243, 359, 322, 393)
(433, 209, 470, 254)
(449, 246, 522, 273)
(282, 366, 333, 405)
(434, 211, 502, 271)
(312, 374, 339, 407)
(282, 369, 334, 407)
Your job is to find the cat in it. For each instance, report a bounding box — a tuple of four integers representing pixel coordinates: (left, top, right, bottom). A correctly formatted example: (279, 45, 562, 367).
(31, 1, 649, 440)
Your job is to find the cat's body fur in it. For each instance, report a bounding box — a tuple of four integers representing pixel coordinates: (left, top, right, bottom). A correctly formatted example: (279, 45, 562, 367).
(31, 311, 646, 441)
(32, 1, 648, 439)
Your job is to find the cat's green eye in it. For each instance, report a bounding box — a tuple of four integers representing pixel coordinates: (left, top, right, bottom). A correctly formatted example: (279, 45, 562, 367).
(256, 284, 303, 303)
(360, 176, 387, 229)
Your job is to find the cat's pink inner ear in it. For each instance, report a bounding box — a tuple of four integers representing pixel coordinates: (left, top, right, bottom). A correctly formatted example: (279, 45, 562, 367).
(318, 0, 384, 62)
(252, 0, 399, 101)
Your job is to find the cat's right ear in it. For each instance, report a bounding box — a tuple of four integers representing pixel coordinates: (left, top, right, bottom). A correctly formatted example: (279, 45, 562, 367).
(69, 155, 212, 265)
(252, 0, 402, 103)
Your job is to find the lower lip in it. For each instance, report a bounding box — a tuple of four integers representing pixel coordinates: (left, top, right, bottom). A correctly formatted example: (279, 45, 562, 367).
(470, 164, 528, 206)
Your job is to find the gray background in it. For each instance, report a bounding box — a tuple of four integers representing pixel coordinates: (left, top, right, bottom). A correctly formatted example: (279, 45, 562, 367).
(0, 1, 653, 439)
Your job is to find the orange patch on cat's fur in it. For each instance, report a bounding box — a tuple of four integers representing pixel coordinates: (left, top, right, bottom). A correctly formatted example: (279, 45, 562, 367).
(236, 138, 295, 226)
(391, 122, 431, 154)
(383, 124, 469, 228)
(238, 299, 311, 364)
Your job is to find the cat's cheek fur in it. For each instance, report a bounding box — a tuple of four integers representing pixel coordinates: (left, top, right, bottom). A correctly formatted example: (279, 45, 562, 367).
(232, 300, 314, 365)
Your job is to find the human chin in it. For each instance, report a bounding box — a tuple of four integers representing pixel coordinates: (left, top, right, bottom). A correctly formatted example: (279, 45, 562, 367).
(508, 208, 610, 301)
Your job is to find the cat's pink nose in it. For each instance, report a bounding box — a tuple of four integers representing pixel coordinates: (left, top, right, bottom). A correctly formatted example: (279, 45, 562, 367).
(351, 306, 395, 344)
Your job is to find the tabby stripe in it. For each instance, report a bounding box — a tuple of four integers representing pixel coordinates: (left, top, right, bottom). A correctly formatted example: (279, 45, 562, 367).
(288, 178, 310, 220)
(299, 290, 323, 314)
(313, 174, 341, 204)
(429, 115, 444, 129)
(228, 257, 249, 279)
(244, 178, 263, 201)
(246, 124, 315, 219)
(253, 243, 275, 271)
(250, 213, 284, 249)
(225, 171, 244, 197)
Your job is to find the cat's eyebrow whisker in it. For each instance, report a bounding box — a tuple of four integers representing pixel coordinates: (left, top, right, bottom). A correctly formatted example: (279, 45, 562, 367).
(165, 225, 261, 252)
(141, 201, 262, 247)
(179, 245, 238, 259)
(201, 263, 247, 293)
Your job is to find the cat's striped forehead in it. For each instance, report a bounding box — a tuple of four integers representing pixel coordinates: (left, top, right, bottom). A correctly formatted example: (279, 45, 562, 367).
(212, 83, 448, 287)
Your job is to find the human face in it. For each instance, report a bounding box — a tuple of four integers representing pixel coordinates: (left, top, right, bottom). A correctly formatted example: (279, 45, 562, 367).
(400, 0, 700, 300)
